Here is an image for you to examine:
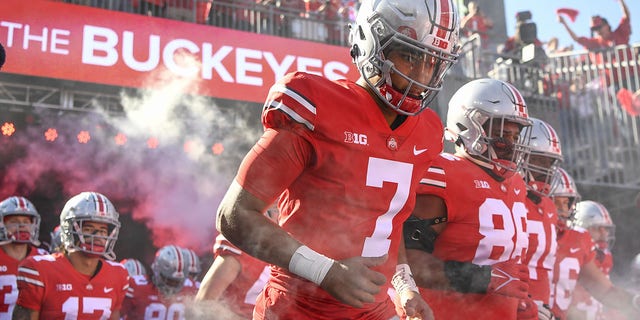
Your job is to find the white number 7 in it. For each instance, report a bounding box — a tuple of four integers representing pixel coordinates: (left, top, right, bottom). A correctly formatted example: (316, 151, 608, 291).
(361, 157, 413, 257)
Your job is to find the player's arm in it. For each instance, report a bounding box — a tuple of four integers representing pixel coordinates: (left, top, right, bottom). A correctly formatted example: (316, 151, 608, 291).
(394, 237, 434, 320)
(217, 128, 388, 308)
(109, 310, 121, 320)
(619, 0, 629, 19)
(195, 254, 241, 301)
(578, 259, 640, 316)
(11, 305, 39, 320)
(405, 194, 529, 299)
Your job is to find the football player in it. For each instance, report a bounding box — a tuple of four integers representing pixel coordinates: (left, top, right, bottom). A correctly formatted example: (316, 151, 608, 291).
(182, 247, 202, 293)
(0, 196, 48, 318)
(567, 201, 621, 320)
(520, 118, 563, 319)
(193, 206, 278, 319)
(14, 191, 129, 319)
(215, 0, 460, 318)
(48, 225, 63, 253)
(550, 176, 640, 319)
(403, 78, 537, 319)
(120, 258, 148, 277)
(122, 245, 190, 320)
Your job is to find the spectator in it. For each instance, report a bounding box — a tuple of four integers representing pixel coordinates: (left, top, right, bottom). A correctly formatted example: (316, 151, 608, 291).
(459, 1, 493, 48)
(137, 0, 166, 17)
(500, 10, 546, 64)
(214, 0, 461, 318)
(558, 0, 630, 51)
(0, 196, 48, 318)
(122, 245, 191, 319)
(14, 192, 129, 319)
(521, 118, 563, 319)
(545, 37, 573, 56)
(404, 78, 537, 319)
(193, 206, 278, 319)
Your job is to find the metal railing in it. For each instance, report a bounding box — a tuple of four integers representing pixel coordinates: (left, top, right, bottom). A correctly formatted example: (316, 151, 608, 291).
(58, 0, 353, 46)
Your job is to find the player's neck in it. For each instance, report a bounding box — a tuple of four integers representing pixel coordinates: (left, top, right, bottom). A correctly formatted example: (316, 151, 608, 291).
(66, 251, 101, 276)
(1, 243, 28, 261)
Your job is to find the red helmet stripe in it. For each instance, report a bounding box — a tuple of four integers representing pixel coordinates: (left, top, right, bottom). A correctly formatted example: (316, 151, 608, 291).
(15, 197, 27, 211)
(436, 0, 456, 40)
(172, 245, 184, 274)
(544, 122, 562, 154)
(504, 82, 528, 117)
(91, 192, 107, 216)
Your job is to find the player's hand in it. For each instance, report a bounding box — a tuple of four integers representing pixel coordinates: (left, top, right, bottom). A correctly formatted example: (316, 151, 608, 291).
(516, 297, 538, 320)
(320, 255, 388, 308)
(486, 259, 529, 299)
(398, 289, 434, 320)
(535, 301, 554, 320)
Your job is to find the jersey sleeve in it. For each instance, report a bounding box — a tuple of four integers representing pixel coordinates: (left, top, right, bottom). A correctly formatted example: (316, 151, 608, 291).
(16, 257, 46, 311)
(107, 261, 130, 311)
(213, 234, 243, 258)
(235, 128, 312, 203)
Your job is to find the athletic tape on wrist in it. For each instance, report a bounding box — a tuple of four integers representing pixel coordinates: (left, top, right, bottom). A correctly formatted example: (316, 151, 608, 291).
(288, 245, 335, 286)
(392, 263, 419, 294)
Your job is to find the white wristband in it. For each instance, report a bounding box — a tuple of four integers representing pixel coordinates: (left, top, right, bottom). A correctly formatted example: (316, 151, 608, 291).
(392, 264, 419, 294)
(288, 245, 335, 286)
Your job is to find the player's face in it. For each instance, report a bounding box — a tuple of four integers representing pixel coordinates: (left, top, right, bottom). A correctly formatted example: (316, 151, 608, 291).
(386, 47, 436, 99)
(529, 154, 555, 181)
(81, 221, 109, 248)
(553, 196, 571, 219)
(4, 215, 34, 241)
(589, 225, 611, 243)
(487, 119, 522, 160)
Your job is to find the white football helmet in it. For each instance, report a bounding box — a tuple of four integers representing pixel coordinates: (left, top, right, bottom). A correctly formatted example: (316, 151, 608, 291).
(0, 196, 41, 246)
(121, 258, 147, 277)
(522, 118, 563, 196)
(60, 192, 121, 260)
(349, 0, 460, 115)
(49, 225, 63, 252)
(151, 245, 187, 296)
(551, 168, 581, 231)
(182, 247, 202, 280)
(630, 253, 640, 285)
(445, 78, 532, 178)
(573, 200, 615, 249)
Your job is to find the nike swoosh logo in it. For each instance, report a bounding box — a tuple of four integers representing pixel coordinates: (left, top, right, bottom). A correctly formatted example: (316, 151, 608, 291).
(514, 189, 521, 195)
(569, 248, 580, 254)
(104, 287, 113, 293)
(413, 146, 428, 156)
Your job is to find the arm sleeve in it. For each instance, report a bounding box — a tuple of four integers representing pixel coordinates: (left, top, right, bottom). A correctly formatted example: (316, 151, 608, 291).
(235, 127, 312, 203)
(16, 259, 44, 311)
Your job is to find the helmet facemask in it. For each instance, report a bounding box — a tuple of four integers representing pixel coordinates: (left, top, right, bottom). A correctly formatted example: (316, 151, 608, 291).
(151, 245, 187, 296)
(458, 110, 531, 178)
(526, 154, 562, 196)
(65, 218, 120, 261)
(350, 0, 460, 116)
(551, 168, 581, 231)
(0, 196, 41, 246)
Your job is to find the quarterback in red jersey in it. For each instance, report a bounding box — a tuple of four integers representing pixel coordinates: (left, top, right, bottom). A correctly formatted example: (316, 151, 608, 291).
(122, 245, 190, 320)
(216, 0, 461, 319)
(0, 196, 47, 318)
(520, 118, 563, 319)
(404, 78, 537, 320)
(14, 192, 129, 320)
(550, 177, 640, 319)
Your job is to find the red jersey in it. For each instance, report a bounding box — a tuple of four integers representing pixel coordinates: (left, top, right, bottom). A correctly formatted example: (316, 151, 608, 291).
(213, 234, 270, 318)
(416, 154, 530, 320)
(569, 248, 614, 320)
(577, 17, 631, 50)
(523, 194, 558, 305)
(238, 72, 444, 319)
(122, 274, 190, 320)
(0, 246, 48, 317)
(551, 227, 596, 320)
(16, 252, 129, 319)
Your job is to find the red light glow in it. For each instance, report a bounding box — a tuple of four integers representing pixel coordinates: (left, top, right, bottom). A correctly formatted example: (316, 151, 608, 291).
(114, 133, 127, 145)
(77, 130, 91, 143)
(1, 122, 15, 136)
(147, 137, 159, 149)
(211, 143, 224, 155)
(44, 128, 58, 142)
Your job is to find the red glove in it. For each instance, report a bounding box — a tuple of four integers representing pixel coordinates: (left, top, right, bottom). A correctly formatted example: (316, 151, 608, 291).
(487, 259, 529, 299)
(517, 297, 538, 320)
